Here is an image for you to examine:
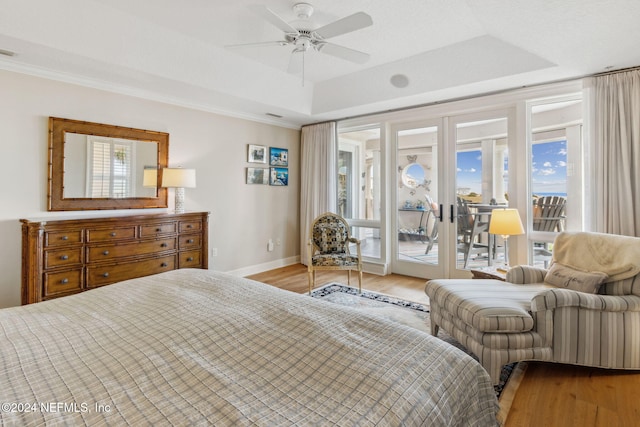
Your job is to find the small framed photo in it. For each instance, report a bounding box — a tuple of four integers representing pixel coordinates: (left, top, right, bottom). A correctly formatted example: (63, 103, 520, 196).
(248, 144, 267, 163)
(246, 167, 269, 185)
(270, 167, 288, 186)
(269, 147, 288, 166)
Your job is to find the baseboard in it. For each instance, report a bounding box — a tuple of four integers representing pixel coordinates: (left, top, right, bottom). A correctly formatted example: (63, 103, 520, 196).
(226, 256, 301, 277)
(226, 257, 386, 278)
(363, 261, 388, 275)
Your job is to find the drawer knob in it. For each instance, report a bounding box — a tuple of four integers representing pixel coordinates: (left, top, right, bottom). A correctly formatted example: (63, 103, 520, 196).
(60, 255, 69, 260)
(62, 236, 69, 241)
(186, 225, 192, 228)
(156, 228, 162, 232)
(160, 243, 168, 248)
(187, 239, 194, 243)
(161, 262, 168, 267)
(103, 250, 109, 255)
(187, 257, 194, 262)
(102, 272, 110, 278)
(61, 278, 69, 284)
(110, 232, 117, 237)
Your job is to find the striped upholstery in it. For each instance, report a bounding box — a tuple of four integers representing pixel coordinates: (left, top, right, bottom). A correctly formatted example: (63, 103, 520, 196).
(426, 233, 640, 385)
(427, 280, 552, 333)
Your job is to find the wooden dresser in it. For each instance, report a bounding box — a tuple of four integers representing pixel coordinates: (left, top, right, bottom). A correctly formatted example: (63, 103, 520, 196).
(21, 212, 209, 305)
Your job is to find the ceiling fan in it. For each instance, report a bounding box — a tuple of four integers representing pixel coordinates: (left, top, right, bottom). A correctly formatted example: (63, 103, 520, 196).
(226, 3, 373, 80)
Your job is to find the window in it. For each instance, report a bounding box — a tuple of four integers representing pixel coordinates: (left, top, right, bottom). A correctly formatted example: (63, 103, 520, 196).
(338, 126, 382, 261)
(529, 97, 582, 267)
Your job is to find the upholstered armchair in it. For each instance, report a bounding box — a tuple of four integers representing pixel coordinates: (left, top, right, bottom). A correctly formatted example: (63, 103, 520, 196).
(426, 231, 640, 384)
(307, 212, 362, 294)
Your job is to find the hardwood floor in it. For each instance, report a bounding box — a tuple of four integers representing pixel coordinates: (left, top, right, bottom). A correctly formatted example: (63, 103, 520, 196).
(247, 264, 640, 427)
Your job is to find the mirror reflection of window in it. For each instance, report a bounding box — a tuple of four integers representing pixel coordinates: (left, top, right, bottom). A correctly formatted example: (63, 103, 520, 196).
(88, 137, 134, 198)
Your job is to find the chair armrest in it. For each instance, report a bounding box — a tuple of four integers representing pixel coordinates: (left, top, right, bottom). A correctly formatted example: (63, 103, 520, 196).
(506, 265, 548, 284)
(347, 237, 361, 245)
(531, 288, 640, 312)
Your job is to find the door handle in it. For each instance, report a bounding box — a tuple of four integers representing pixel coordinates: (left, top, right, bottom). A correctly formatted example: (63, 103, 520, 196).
(438, 204, 443, 222)
(450, 204, 455, 223)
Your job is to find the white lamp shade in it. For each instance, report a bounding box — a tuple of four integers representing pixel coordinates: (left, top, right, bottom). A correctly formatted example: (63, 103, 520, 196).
(489, 208, 524, 236)
(161, 168, 196, 188)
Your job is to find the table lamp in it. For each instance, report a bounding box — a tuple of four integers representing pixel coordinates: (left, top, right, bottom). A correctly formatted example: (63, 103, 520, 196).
(161, 167, 196, 213)
(489, 208, 524, 267)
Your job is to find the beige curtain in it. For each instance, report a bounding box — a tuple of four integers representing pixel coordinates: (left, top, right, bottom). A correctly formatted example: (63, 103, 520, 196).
(300, 122, 337, 265)
(593, 69, 640, 236)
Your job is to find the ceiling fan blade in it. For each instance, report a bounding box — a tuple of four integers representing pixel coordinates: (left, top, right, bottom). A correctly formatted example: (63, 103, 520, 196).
(317, 42, 370, 64)
(225, 40, 288, 49)
(313, 12, 373, 40)
(248, 5, 299, 34)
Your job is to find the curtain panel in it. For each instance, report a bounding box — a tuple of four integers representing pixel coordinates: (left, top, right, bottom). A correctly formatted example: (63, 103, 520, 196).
(593, 69, 640, 236)
(300, 122, 338, 265)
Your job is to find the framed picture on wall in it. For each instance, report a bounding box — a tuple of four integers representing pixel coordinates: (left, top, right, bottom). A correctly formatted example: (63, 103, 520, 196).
(246, 167, 269, 185)
(269, 167, 288, 186)
(269, 147, 288, 166)
(248, 144, 267, 163)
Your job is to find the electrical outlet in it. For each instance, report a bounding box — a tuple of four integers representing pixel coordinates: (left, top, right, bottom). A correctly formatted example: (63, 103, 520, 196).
(276, 238, 281, 246)
(211, 248, 218, 257)
(267, 239, 274, 252)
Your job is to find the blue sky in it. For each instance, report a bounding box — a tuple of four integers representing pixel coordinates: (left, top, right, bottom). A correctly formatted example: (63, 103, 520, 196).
(456, 139, 567, 195)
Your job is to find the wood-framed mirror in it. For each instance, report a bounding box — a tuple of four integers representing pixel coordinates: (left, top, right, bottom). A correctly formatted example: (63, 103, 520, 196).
(48, 117, 169, 211)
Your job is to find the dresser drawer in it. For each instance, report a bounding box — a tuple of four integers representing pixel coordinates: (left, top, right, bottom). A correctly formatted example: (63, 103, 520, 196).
(87, 226, 136, 242)
(43, 268, 83, 298)
(179, 234, 201, 250)
(87, 238, 176, 263)
(87, 255, 176, 288)
(140, 222, 177, 237)
(180, 220, 202, 233)
(179, 250, 202, 268)
(45, 230, 83, 247)
(44, 247, 83, 269)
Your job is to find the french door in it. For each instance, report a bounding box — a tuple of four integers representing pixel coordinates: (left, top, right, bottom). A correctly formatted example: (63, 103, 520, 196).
(448, 110, 511, 278)
(391, 109, 511, 279)
(391, 119, 445, 278)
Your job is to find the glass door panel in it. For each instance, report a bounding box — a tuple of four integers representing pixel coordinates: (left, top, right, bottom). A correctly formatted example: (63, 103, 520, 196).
(392, 121, 443, 278)
(452, 114, 509, 273)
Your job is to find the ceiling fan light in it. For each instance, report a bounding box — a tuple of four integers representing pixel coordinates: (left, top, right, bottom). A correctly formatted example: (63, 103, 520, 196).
(293, 3, 314, 20)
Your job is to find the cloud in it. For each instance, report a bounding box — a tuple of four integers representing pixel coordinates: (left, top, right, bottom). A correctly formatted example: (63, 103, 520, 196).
(558, 148, 567, 156)
(556, 160, 567, 167)
(538, 168, 556, 176)
(543, 161, 552, 167)
(457, 167, 461, 172)
(465, 168, 477, 173)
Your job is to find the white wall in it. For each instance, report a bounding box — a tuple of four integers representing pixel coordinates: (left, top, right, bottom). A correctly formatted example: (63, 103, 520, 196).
(0, 70, 301, 308)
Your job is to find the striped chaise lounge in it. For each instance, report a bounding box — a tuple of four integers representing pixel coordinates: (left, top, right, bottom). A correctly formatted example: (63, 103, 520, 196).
(425, 231, 640, 384)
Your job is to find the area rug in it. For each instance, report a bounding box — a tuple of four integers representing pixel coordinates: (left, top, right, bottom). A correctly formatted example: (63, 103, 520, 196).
(309, 283, 519, 402)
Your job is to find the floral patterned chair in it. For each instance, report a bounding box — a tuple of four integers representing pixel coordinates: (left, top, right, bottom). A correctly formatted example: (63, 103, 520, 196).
(307, 212, 362, 294)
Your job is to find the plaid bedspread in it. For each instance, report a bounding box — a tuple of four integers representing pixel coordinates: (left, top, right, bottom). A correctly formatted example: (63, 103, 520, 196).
(0, 269, 498, 426)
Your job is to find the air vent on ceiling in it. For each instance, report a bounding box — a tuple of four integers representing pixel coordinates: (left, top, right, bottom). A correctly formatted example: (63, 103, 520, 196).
(266, 112, 283, 119)
(0, 49, 16, 57)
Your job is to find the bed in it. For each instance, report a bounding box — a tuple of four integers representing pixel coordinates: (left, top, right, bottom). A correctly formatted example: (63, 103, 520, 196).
(0, 269, 498, 426)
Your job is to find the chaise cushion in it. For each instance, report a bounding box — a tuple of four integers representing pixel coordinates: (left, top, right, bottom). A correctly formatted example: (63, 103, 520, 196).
(426, 279, 553, 333)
